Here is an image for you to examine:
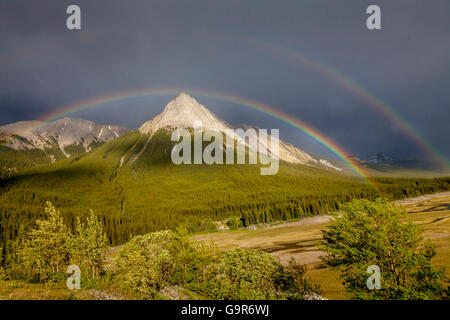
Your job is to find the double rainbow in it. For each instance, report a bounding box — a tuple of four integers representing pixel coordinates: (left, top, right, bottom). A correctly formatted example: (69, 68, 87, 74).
(2, 29, 448, 175)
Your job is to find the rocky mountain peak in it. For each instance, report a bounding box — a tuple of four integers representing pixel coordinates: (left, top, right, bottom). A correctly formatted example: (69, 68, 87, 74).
(136, 93, 333, 168)
(163, 92, 209, 115)
(139, 93, 230, 135)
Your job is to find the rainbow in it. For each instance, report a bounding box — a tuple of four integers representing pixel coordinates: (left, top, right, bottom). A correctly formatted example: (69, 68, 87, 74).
(36, 88, 371, 180)
(2, 28, 447, 171)
(245, 39, 450, 171)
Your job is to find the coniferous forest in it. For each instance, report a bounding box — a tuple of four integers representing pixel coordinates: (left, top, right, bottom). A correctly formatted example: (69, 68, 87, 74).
(0, 131, 449, 258)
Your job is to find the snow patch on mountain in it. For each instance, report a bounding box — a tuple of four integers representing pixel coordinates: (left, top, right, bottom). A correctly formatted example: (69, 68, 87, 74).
(319, 159, 343, 171)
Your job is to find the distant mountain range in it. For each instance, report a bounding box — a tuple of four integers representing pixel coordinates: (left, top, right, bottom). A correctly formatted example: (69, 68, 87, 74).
(0, 118, 128, 154)
(366, 152, 398, 164)
(348, 152, 447, 175)
(0, 118, 128, 176)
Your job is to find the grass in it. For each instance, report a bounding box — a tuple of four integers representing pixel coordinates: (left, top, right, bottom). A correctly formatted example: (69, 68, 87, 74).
(0, 277, 139, 300)
(402, 193, 450, 278)
(0, 280, 93, 300)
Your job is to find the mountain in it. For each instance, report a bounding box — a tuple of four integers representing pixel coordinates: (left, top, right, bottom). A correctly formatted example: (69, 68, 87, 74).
(349, 152, 449, 176)
(0, 118, 128, 176)
(0, 117, 128, 154)
(139, 92, 230, 135)
(367, 152, 398, 165)
(138, 92, 332, 168)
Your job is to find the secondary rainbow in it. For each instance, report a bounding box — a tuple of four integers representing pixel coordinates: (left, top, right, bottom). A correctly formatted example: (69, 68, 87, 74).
(246, 40, 450, 171)
(37, 88, 372, 180)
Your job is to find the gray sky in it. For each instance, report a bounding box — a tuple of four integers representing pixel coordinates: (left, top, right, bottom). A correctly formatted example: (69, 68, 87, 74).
(0, 0, 449, 161)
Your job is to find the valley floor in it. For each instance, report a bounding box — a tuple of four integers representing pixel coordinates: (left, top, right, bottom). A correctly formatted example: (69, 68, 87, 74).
(194, 191, 450, 299)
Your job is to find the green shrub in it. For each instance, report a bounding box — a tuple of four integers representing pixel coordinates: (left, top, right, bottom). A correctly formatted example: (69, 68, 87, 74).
(112, 230, 216, 299)
(180, 217, 218, 234)
(225, 217, 243, 230)
(282, 257, 323, 299)
(321, 198, 449, 300)
(208, 247, 287, 300)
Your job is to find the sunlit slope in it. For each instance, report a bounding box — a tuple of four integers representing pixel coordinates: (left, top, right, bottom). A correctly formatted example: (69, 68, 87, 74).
(0, 130, 448, 247)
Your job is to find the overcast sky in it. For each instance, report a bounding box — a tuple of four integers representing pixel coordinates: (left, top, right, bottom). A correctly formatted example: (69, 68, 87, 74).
(0, 0, 449, 161)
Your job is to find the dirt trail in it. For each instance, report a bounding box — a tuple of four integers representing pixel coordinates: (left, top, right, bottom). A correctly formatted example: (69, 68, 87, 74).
(258, 215, 332, 230)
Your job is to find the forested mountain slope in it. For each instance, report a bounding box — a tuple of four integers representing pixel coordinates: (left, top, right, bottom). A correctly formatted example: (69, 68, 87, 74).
(1, 128, 448, 252)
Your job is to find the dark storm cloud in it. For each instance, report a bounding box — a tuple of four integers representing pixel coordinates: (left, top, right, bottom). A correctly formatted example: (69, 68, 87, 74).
(0, 0, 449, 160)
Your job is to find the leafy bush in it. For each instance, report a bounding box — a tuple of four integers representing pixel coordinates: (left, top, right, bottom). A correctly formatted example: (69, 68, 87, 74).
(208, 247, 319, 300)
(283, 257, 324, 299)
(0, 249, 5, 280)
(225, 217, 243, 230)
(179, 217, 217, 234)
(112, 230, 216, 299)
